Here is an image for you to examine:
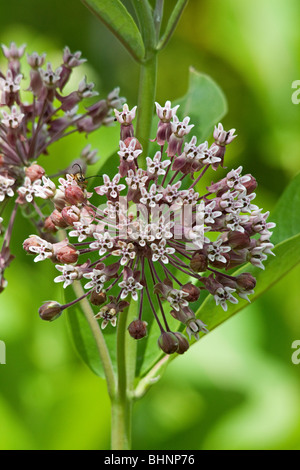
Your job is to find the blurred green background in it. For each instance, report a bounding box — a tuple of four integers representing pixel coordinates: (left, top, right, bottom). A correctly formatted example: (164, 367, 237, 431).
(1, 0, 300, 450)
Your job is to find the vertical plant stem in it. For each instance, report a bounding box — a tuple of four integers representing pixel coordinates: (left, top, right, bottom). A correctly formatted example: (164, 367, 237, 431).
(135, 53, 158, 162)
(111, 300, 137, 450)
(71, 281, 116, 399)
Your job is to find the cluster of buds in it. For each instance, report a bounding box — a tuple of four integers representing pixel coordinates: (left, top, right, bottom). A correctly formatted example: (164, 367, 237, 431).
(23, 99, 275, 356)
(0, 42, 125, 291)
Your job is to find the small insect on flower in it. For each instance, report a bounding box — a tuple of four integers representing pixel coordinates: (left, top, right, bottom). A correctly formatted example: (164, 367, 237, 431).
(71, 163, 103, 188)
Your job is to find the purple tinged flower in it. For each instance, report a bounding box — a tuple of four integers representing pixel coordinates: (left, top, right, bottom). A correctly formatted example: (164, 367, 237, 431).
(83, 269, 107, 293)
(89, 232, 114, 255)
(151, 238, 175, 264)
(1, 42, 26, 60)
(1, 105, 24, 128)
(155, 100, 179, 122)
(27, 236, 54, 262)
(214, 286, 238, 311)
(54, 264, 82, 288)
(19, 94, 275, 355)
(39, 62, 62, 87)
(95, 174, 126, 199)
(118, 267, 143, 301)
(17, 176, 43, 203)
(118, 139, 142, 163)
(112, 240, 136, 265)
(0, 175, 15, 201)
(114, 103, 137, 125)
(213, 123, 237, 145)
(206, 238, 231, 264)
(140, 183, 164, 207)
(27, 51, 46, 69)
(146, 151, 171, 176)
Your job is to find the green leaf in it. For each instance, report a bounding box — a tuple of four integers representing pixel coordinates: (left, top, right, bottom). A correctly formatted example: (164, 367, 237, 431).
(194, 233, 300, 335)
(269, 171, 300, 245)
(66, 299, 103, 376)
(82, 0, 145, 62)
(175, 67, 228, 142)
(65, 287, 117, 378)
(157, 0, 189, 51)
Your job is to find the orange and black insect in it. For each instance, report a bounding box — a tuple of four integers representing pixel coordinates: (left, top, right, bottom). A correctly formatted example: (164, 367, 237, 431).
(71, 164, 103, 188)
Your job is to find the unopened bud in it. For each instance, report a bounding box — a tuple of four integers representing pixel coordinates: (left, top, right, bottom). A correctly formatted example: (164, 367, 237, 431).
(50, 209, 68, 228)
(64, 185, 85, 205)
(43, 216, 58, 233)
(227, 230, 251, 249)
(25, 164, 45, 182)
(243, 175, 257, 194)
(190, 252, 208, 272)
(236, 273, 256, 291)
(55, 244, 78, 264)
(61, 205, 80, 225)
(128, 319, 148, 340)
(39, 301, 63, 321)
(181, 283, 200, 302)
(90, 289, 107, 306)
(157, 331, 179, 354)
(173, 332, 190, 354)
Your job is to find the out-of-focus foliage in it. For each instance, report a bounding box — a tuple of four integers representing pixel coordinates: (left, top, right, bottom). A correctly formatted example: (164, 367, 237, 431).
(0, 0, 300, 450)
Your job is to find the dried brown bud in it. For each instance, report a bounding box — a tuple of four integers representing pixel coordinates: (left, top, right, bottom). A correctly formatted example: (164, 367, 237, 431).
(39, 301, 63, 321)
(157, 331, 179, 355)
(128, 319, 148, 340)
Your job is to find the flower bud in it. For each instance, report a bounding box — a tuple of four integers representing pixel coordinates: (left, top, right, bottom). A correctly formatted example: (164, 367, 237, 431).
(190, 252, 208, 272)
(55, 244, 78, 264)
(227, 230, 251, 249)
(39, 301, 63, 321)
(61, 205, 81, 225)
(23, 236, 39, 253)
(64, 185, 85, 205)
(43, 216, 58, 233)
(157, 331, 179, 354)
(128, 319, 148, 340)
(50, 209, 68, 228)
(243, 175, 257, 194)
(236, 273, 256, 291)
(90, 289, 107, 306)
(173, 332, 190, 354)
(25, 164, 45, 182)
(181, 283, 200, 302)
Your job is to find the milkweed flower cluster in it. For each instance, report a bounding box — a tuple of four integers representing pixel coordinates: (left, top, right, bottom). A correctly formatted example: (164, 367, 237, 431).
(23, 99, 275, 355)
(0, 42, 125, 292)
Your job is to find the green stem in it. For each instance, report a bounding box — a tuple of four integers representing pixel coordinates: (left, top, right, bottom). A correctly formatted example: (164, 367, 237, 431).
(135, 53, 158, 161)
(71, 281, 116, 399)
(111, 296, 138, 450)
(111, 303, 132, 449)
